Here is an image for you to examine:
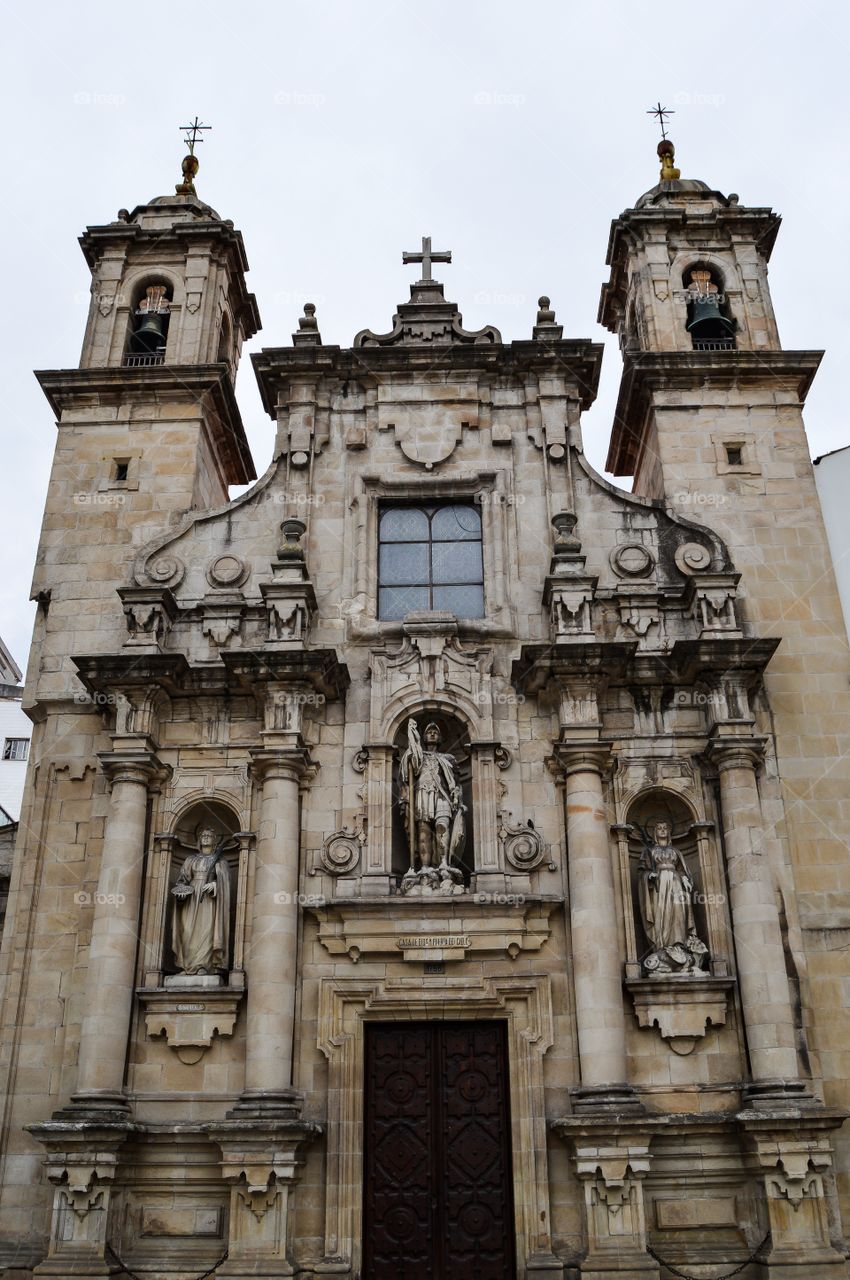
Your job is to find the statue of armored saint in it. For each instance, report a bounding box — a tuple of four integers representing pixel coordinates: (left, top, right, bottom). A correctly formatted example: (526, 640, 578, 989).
(635, 819, 708, 975)
(399, 719, 466, 896)
(170, 827, 234, 976)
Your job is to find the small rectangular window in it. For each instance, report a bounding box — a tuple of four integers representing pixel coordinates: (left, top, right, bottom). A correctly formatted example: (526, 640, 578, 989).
(3, 738, 28, 762)
(378, 502, 484, 621)
(113, 459, 130, 482)
(725, 445, 743, 466)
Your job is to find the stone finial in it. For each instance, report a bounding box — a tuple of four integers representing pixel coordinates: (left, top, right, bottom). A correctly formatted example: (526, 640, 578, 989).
(293, 302, 323, 347)
(278, 518, 307, 559)
(552, 512, 582, 556)
(533, 295, 563, 341)
(175, 117, 211, 195)
(657, 139, 681, 181)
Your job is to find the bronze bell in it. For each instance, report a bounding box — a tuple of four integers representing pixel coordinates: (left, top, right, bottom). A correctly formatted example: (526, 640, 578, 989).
(686, 295, 736, 343)
(131, 309, 168, 353)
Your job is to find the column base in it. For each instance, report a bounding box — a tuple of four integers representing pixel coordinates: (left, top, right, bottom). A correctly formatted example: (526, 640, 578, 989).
(526, 1251, 568, 1278)
(33, 1263, 121, 1279)
(226, 1089, 304, 1120)
(570, 1084, 645, 1115)
(741, 1079, 818, 1111)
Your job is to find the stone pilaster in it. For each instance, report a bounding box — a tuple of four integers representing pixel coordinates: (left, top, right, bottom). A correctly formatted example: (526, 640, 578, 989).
(705, 736, 803, 1099)
(74, 744, 166, 1110)
(238, 745, 314, 1112)
(555, 742, 638, 1112)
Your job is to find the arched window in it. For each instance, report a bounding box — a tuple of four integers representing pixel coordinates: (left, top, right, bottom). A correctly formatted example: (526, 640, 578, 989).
(378, 502, 484, 620)
(683, 266, 736, 351)
(125, 282, 171, 366)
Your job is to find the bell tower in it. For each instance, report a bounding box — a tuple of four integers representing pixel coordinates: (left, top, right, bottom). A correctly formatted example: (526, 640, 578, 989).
(601, 124, 850, 1130)
(27, 126, 260, 703)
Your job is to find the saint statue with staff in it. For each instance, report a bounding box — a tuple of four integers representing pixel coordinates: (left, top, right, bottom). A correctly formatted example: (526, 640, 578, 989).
(399, 719, 466, 895)
(170, 826, 235, 976)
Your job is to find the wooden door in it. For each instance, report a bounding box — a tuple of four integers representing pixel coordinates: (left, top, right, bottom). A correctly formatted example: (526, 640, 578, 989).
(363, 1020, 516, 1280)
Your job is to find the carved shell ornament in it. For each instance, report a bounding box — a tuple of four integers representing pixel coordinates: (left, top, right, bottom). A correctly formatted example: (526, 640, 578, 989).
(499, 814, 545, 872)
(145, 554, 185, 588)
(319, 827, 363, 876)
(674, 542, 712, 575)
(610, 543, 656, 579)
(206, 553, 248, 589)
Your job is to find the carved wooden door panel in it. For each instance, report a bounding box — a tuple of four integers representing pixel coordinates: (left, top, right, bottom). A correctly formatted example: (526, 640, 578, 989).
(363, 1021, 516, 1280)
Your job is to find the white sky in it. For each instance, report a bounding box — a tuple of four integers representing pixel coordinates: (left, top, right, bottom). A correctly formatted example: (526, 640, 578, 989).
(1, 0, 848, 670)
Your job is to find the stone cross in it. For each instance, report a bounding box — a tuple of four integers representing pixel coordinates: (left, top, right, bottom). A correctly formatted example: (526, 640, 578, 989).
(402, 236, 452, 283)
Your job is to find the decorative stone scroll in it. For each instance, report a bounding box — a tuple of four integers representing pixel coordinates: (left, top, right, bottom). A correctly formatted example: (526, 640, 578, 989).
(319, 824, 365, 876)
(498, 813, 546, 872)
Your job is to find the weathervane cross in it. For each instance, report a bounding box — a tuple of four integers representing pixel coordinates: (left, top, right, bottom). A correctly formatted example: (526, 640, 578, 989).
(180, 116, 212, 155)
(402, 236, 452, 283)
(646, 101, 674, 140)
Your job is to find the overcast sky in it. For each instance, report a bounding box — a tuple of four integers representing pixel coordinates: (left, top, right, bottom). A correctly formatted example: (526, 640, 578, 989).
(1, 0, 848, 671)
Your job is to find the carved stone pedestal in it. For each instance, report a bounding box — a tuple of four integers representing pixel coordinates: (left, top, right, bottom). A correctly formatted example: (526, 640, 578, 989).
(27, 1114, 136, 1278)
(739, 1108, 849, 1277)
(207, 1106, 321, 1278)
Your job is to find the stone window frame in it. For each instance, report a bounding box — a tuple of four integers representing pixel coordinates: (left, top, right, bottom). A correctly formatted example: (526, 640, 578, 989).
(349, 469, 514, 639)
(316, 972, 558, 1277)
(712, 432, 761, 477)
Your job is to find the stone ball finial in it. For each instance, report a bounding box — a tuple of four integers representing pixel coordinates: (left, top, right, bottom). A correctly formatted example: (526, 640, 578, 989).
(294, 302, 322, 346)
(536, 296, 557, 325)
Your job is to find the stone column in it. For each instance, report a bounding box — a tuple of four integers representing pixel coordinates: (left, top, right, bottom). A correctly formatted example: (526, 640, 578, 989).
(74, 749, 161, 1109)
(707, 738, 801, 1096)
(239, 748, 311, 1111)
(558, 744, 637, 1110)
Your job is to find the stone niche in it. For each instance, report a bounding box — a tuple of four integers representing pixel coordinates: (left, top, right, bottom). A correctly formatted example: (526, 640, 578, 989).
(137, 799, 252, 1063)
(613, 782, 734, 1055)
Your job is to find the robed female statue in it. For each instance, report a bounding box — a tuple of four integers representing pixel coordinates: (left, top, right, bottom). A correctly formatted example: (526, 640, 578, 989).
(170, 827, 234, 976)
(635, 819, 707, 975)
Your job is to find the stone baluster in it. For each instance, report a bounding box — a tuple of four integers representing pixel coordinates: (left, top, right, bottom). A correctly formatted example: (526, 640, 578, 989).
(707, 738, 802, 1098)
(74, 749, 162, 1109)
(557, 744, 638, 1111)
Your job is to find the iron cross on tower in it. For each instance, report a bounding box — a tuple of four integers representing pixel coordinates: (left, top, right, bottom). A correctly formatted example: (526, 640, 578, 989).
(180, 116, 212, 154)
(402, 236, 452, 283)
(646, 101, 674, 140)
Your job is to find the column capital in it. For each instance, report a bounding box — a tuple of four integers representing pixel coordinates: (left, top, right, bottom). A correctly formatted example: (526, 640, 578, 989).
(97, 747, 168, 789)
(703, 733, 767, 775)
(549, 741, 612, 779)
(248, 746, 316, 785)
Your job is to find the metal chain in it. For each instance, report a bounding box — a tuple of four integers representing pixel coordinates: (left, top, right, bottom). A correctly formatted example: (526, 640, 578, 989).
(106, 1243, 229, 1280)
(647, 1231, 770, 1280)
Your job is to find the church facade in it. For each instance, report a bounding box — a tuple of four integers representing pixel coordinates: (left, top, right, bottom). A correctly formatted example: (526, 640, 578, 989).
(2, 137, 850, 1278)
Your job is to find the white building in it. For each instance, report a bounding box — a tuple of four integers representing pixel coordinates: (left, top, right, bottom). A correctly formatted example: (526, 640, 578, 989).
(0, 638, 29, 930)
(814, 445, 850, 641)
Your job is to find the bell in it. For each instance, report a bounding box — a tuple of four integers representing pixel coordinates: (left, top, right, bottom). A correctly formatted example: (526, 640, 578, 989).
(131, 310, 168, 354)
(686, 296, 736, 344)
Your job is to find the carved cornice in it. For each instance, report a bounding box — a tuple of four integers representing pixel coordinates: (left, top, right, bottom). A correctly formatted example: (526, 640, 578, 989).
(36, 365, 255, 486)
(512, 641, 637, 698)
(606, 350, 823, 476)
(667, 637, 780, 684)
(221, 649, 349, 702)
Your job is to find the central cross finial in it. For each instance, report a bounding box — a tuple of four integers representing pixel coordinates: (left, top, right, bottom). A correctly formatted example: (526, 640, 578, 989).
(179, 115, 212, 156)
(646, 101, 674, 141)
(402, 236, 452, 283)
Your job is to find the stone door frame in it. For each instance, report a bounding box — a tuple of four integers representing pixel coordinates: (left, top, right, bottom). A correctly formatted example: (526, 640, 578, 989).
(316, 972, 556, 1278)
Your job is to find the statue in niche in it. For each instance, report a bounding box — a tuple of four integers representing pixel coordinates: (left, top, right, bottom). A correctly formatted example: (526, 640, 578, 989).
(398, 719, 466, 896)
(170, 827, 234, 976)
(633, 819, 708, 976)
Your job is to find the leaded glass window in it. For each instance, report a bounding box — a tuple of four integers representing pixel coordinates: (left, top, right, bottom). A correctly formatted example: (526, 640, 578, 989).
(378, 503, 484, 620)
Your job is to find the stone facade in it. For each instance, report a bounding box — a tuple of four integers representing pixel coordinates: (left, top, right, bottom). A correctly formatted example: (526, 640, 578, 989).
(1, 149, 850, 1278)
